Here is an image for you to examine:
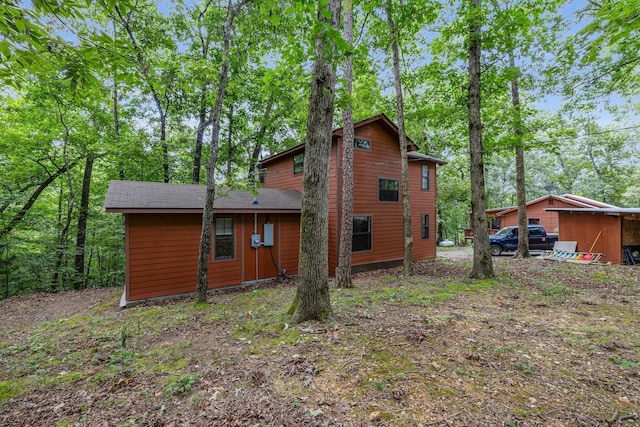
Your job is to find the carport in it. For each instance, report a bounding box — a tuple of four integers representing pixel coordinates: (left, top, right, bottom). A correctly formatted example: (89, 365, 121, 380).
(548, 208, 640, 265)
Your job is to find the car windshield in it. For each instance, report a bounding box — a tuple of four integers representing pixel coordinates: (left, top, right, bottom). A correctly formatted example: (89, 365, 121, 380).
(495, 227, 514, 236)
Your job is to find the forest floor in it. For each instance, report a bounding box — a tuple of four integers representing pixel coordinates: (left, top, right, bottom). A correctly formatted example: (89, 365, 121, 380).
(1, 252, 639, 426)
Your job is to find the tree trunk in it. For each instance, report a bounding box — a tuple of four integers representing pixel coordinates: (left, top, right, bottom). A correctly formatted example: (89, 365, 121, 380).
(289, 0, 341, 323)
(506, 50, 530, 258)
(196, 0, 253, 303)
(74, 155, 95, 290)
(192, 88, 209, 184)
(336, 0, 354, 289)
(467, 0, 494, 279)
(160, 112, 169, 183)
(385, 0, 413, 277)
(51, 186, 74, 292)
(248, 96, 274, 178)
(226, 103, 234, 175)
(1, 240, 9, 299)
(114, 6, 171, 183)
(0, 159, 79, 239)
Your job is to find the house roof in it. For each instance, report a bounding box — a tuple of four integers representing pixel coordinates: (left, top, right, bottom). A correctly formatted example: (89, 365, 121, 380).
(493, 194, 618, 217)
(558, 194, 618, 209)
(104, 180, 302, 213)
(259, 114, 446, 166)
(547, 207, 640, 217)
(408, 151, 447, 165)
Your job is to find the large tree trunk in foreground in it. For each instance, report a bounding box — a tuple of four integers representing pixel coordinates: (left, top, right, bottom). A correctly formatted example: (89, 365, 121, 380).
(386, 0, 413, 277)
(468, 0, 494, 279)
(336, 0, 354, 289)
(289, 0, 341, 323)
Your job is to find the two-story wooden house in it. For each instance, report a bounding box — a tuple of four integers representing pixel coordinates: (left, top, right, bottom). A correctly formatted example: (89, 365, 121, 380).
(104, 114, 445, 306)
(259, 113, 446, 274)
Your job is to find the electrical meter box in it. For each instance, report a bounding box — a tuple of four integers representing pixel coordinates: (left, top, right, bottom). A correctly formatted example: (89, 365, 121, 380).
(250, 234, 261, 248)
(263, 223, 274, 247)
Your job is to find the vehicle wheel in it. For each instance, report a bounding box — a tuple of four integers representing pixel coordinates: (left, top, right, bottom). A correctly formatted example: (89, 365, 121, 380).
(490, 245, 503, 256)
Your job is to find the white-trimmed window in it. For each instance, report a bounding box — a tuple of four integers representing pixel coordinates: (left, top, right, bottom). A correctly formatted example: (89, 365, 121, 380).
(354, 137, 371, 150)
(421, 164, 429, 190)
(378, 178, 399, 202)
(353, 216, 372, 252)
(215, 217, 234, 260)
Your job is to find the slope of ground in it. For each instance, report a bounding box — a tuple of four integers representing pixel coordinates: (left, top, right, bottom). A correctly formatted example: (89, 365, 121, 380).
(0, 253, 638, 426)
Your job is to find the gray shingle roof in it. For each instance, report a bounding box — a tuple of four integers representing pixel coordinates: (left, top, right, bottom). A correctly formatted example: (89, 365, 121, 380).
(104, 180, 301, 212)
(408, 151, 447, 165)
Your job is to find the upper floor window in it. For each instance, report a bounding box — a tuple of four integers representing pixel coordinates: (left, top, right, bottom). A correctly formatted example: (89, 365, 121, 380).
(354, 137, 371, 150)
(353, 216, 372, 252)
(378, 178, 399, 202)
(293, 153, 304, 175)
(215, 217, 234, 260)
(421, 164, 429, 190)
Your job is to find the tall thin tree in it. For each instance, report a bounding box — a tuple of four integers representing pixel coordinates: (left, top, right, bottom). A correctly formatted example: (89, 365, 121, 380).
(336, 0, 354, 289)
(467, 0, 494, 279)
(385, 0, 413, 277)
(196, 0, 253, 303)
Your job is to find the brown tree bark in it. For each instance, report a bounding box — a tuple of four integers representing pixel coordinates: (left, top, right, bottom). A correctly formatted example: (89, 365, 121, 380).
(248, 96, 275, 178)
(467, 0, 494, 279)
(192, 87, 210, 184)
(385, 0, 413, 277)
(114, 5, 172, 183)
(226, 103, 235, 175)
(74, 155, 96, 290)
(289, 0, 341, 323)
(0, 159, 79, 240)
(510, 52, 530, 259)
(336, 0, 354, 289)
(196, 0, 253, 303)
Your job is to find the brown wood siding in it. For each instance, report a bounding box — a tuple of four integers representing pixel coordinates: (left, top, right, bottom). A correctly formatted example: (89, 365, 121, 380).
(409, 160, 437, 260)
(622, 218, 640, 246)
(242, 213, 285, 282)
(279, 214, 300, 275)
(125, 212, 300, 302)
(127, 213, 201, 301)
(558, 212, 622, 264)
(262, 118, 439, 274)
(262, 155, 304, 192)
(499, 199, 585, 233)
(348, 122, 410, 269)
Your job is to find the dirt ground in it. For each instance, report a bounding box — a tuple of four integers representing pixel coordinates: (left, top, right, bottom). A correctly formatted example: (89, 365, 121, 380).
(0, 254, 639, 426)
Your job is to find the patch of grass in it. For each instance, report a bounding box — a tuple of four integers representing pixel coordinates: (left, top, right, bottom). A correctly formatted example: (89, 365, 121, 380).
(541, 284, 577, 300)
(515, 361, 535, 375)
(608, 357, 639, 369)
(165, 373, 200, 396)
(0, 378, 27, 403)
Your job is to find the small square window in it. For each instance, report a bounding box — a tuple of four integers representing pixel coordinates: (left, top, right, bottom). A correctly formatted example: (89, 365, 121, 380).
(354, 137, 371, 150)
(353, 216, 372, 252)
(421, 164, 429, 190)
(215, 217, 234, 260)
(293, 153, 304, 175)
(378, 178, 399, 202)
(421, 214, 430, 239)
